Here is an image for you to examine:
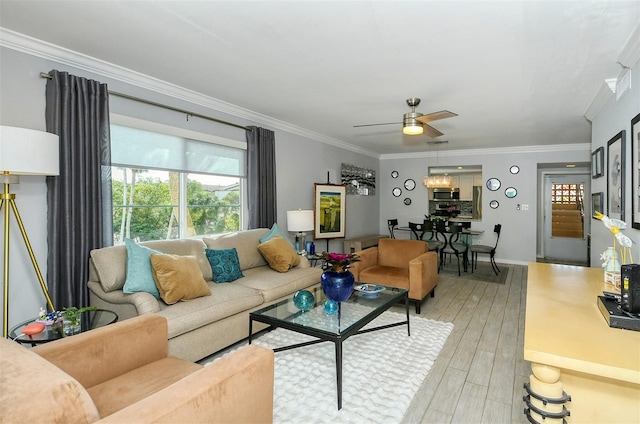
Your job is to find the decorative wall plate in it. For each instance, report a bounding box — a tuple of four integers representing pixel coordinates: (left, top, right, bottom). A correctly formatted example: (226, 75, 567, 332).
(391, 170, 399, 178)
(404, 179, 416, 191)
(392, 187, 402, 197)
(486, 178, 501, 191)
(505, 187, 517, 198)
(404, 197, 411, 205)
(510, 165, 520, 174)
(490, 200, 499, 209)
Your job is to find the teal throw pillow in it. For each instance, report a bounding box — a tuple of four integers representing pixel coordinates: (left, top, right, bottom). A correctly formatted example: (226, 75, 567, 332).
(123, 238, 162, 299)
(206, 248, 244, 283)
(259, 223, 293, 247)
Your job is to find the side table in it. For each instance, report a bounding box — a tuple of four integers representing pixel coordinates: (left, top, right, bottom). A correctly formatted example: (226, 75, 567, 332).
(9, 309, 118, 345)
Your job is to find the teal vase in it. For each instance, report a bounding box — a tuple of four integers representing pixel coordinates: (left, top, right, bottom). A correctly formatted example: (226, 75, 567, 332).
(293, 290, 315, 311)
(321, 270, 355, 302)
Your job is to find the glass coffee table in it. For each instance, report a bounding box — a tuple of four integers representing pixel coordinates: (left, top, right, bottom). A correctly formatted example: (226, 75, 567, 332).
(9, 309, 118, 345)
(249, 284, 409, 410)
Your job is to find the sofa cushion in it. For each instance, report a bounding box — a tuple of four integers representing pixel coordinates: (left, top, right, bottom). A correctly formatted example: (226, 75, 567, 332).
(359, 265, 410, 290)
(203, 228, 269, 271)
(156, 283, 264, 339)
(150, 254, 212, 304)
(91, 238, 211, 292)
(0, 338, 100, 423)
(239, 266, 323, 302)
(123, 238, 162, 298)
(86, 357, 201, 418)
(257, 235, 301, 273)
(205, 248, 244, 283)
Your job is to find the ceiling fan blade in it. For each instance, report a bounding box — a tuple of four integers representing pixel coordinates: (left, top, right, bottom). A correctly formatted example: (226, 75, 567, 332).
(421, 124, 444, 138)
(354, 122, 401, 128)
(416, 110, 458, 123)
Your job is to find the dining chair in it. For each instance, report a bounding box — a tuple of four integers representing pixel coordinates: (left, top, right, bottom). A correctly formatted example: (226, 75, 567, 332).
(422, 220, 445, 272)
(387, 219, 399, 239)
(438, 222, 468, 276)
(470, 224, 502, 275)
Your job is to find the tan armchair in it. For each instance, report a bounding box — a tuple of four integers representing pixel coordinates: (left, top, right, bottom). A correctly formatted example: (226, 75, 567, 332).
(349, 238, 438, 313)
(0, 314, 274, 423)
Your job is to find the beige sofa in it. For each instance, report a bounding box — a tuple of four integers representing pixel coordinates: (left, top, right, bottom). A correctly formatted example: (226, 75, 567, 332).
(88, 228, 322, 362)
(0, 314, 274, 423)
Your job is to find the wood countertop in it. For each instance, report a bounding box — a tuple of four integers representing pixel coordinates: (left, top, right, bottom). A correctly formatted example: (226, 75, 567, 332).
(524, 262, 640, 384)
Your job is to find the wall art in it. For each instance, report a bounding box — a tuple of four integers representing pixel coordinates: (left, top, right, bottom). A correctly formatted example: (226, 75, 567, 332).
(606, 130, 625, 221)
(341, 163, 375, 195)
(314, 183, 346, 239)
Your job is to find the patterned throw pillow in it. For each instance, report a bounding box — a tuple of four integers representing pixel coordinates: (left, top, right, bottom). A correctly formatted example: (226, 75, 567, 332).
(122, 238, 162, 299)
(205, 248, 244, 283)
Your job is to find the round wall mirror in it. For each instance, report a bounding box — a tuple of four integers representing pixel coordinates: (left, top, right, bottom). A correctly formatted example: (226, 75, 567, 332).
(391, 170, 399, 178)
(505, 187, 517, 198)
(510, 165, 520, 174)
(490, 200, 499, 209)
(404, 179, 416, 191)
(392, 187, 402, 197)
(404, 198, 412, 205)
(486, 178, 501, 191)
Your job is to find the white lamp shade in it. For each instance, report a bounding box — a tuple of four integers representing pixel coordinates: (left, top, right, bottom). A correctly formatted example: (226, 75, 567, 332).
(0, 126, 60, 175)
(287, 210, 314, 232)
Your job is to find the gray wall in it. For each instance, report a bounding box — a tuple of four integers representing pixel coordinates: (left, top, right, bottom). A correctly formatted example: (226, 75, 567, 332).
(380, 146, 591, 265)
(590, 58, 640, 265)
(0, 46, 379, 329)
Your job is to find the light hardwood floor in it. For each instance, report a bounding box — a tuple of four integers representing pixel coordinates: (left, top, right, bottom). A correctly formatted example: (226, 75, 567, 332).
(396, 263, 530, 424)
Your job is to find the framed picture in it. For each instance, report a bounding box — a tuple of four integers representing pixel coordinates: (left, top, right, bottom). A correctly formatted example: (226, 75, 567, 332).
(592, 192, 604, 218)
(632, 113, 640, 229)
(606, 130, 626, 221)
(314, 183, 346, 239)
(591, 146, 604, 178)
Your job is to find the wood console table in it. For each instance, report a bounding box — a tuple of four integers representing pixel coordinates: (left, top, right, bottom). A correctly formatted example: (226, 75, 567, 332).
(524, 263, 640, 423)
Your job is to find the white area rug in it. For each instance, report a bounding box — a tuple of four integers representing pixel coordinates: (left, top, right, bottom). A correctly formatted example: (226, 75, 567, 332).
(211, 311, 453, 423)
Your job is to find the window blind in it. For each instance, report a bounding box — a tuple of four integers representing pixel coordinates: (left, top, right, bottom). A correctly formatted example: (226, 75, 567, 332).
(111, 124, 246, 177)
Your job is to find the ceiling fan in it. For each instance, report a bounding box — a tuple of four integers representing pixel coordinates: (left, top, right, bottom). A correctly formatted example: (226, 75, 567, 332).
(354, 98, 458, 137)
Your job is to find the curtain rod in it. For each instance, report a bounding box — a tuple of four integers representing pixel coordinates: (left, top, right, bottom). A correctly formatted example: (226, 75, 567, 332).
(40, 72, 249, 131)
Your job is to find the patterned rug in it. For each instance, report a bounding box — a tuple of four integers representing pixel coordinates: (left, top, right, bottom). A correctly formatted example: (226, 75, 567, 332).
(208, 311, 453, 423)
(439, 260, 509, 284)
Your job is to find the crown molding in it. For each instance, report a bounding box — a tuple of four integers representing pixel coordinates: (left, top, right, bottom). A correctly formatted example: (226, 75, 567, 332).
(0, 28, 380, 159)
(583, 81, 615, 122)
(618, 23, 640, 68)
(380, 143, 590, 160)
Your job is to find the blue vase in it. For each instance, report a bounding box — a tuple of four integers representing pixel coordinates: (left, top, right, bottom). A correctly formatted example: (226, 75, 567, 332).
(321, 270, 355, 302)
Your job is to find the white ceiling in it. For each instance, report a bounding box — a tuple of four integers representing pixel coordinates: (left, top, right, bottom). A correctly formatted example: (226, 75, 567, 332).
(1, 1, 638, 156)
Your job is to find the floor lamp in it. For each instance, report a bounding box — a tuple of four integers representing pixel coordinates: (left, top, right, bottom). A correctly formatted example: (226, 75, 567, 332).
(0, 126, 59, 338)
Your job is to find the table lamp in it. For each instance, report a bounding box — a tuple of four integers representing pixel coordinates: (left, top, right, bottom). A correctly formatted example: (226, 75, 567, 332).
(286, 209, 314, 254)
(0, 126, 59, 338)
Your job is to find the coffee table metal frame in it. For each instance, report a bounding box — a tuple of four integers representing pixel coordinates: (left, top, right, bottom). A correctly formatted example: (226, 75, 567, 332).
(249, 284, 409, 410)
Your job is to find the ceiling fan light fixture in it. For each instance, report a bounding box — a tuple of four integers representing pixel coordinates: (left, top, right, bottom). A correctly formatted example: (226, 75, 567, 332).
(403, 122, 423, 135)
(403, 112, 424, 135)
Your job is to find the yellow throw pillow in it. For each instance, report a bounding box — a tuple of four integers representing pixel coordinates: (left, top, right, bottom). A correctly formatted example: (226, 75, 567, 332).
(257, 234, 301, 273)
(150, 254, 211, 304)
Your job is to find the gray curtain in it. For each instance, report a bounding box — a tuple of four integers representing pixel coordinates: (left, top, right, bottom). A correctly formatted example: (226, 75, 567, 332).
(45, 70, 112, 309)
(246, 126, 276, 229)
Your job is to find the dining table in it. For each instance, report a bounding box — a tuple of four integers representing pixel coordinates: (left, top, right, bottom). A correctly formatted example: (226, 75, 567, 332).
(396, 222, 483, 271)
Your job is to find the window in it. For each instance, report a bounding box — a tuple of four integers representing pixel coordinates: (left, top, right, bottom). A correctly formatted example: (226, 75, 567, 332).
(109, 122, 246, 244)
(550, 183, 585, 239)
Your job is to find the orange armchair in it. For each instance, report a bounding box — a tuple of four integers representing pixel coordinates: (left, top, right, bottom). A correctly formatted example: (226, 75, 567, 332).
(349, 238, 438, 313)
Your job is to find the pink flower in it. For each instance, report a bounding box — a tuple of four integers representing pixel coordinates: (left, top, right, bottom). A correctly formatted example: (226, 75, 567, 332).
(317, 251, 361, 271)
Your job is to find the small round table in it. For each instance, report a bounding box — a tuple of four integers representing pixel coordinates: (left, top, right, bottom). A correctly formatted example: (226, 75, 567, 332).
(9, 309, 118, 345)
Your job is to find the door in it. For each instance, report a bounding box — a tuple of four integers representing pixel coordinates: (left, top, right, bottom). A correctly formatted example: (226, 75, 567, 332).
(544, 174, 589, 263)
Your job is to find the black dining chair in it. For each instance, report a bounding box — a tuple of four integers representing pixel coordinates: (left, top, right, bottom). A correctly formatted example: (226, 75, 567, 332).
(387, 219, 399, 239)
(470, 224, 502, 275)
(422, 220, 445, 272)
(438, 222, 468, 276)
